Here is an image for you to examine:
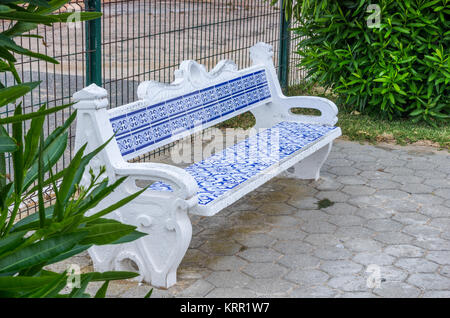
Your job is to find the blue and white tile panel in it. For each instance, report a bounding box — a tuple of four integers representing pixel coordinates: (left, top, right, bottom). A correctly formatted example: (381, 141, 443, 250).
(148, 121, 338, 206)
(110, 69, 271, 157)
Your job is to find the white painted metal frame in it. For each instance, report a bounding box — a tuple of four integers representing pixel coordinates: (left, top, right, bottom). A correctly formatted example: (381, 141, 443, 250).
(72, 42, 341, 288)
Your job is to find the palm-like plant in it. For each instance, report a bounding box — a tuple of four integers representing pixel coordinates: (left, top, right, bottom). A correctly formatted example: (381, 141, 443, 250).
(0, 0, 149, 297)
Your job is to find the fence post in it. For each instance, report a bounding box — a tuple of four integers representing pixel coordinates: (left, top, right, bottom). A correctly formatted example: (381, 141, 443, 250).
(278, 0, 291, 90)
(85, 0, 102, 86)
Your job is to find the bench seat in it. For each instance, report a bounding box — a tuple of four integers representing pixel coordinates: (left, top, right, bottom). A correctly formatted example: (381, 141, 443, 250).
(149, 121, 340, 216)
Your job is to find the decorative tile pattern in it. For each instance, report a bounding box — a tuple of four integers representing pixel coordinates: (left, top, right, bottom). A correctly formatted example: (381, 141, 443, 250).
(148, 121, 338, 206)
(110, 69, 271, 157)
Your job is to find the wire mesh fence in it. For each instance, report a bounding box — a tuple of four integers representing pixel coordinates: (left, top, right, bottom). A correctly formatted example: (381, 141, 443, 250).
(2, 0, 305, 219)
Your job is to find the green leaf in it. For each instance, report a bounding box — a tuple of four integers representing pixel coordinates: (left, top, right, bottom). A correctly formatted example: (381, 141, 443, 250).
(42, 110, 76, 150)
(0, 12, 59, 24)
(83, 186, 147, 223)
(94, 281, 109, 298)
(0, 5, 13, 13)
(373, 78, 389, 83)
(0, 47, 16, 62)
(0, 182, 12, 211)
(0, 231, 88, 274)
(420, 0, 441, 9)
(388, 93, 395, 104)
(22, 132, 67, 192)
(393, 27, 410, 34)
(57, 135, 115, 212)
(26, 271, 68, 298)
(0, 82, 40, 107)
(23, 167, 65, 197)
(0, 103, 72, 125)
(0, 60, 10, 72)
(2, 22, 38, 37)
(85, 219, 146, 245)
(12, 104, 24, 196)
(21, 113, 76, 194)
(52, 12, 103, 23)
(45, 244, 92, 266)
(109, 230, 147, 245)
(144, 288, 153, 298)
(10, 207, 54, 232)
(23, 104, 46, 169)
(36, 0, 80, 14)
(26, 0, 52, 7)
(0, 0, 53, 7)
(55, 143, 87, 211)
(0, 230, 26, 255)
(409, 108, 424, 116)
(0, 276, 57, 292)
(0, 34, 58, 64)
(36, 128, 46, 228)
(74, 177, 125, 217)
(8, 61, 21, 84)
(79, 222, 139, 246)
(88, 271, 140, 282)
(0, 135, 18, 153)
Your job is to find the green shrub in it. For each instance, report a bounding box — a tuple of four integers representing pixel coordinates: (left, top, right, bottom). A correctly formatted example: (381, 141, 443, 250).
(281, 0, 449, 124)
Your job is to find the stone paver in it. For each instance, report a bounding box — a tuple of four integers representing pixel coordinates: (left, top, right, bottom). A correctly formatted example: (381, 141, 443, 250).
(285, 269, 329, 285)
(242, 263, 287, 279)
(47, 140, 450, 298)
(373, 282, 421, 298)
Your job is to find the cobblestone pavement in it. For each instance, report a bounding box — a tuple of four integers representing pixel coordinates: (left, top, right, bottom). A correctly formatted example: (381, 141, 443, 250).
(51, 139, 450, 298)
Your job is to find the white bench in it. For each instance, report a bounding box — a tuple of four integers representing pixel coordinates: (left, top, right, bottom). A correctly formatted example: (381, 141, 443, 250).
(72, 42, 341, 288)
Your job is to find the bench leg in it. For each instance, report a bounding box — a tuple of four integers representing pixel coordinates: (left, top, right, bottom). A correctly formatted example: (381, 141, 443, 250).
(285, 142, 332, 180)
(87, 197, 192, 289)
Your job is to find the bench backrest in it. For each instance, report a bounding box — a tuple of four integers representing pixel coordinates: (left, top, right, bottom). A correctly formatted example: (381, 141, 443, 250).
(108, 62, 273, 160)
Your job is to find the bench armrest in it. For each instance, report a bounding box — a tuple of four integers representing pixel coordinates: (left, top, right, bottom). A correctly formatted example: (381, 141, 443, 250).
(279, 95, 338, 126)
(114, 162, 198, 201)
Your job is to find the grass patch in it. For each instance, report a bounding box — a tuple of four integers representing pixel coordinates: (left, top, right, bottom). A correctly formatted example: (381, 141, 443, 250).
(217, 83, 450, 150)
(335, 112, 450, 149)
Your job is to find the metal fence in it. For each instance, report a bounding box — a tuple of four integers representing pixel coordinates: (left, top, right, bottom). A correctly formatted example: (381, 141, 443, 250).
(2, 0, 305, 218)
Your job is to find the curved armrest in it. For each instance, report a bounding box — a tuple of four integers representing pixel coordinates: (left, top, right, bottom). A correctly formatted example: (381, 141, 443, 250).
(114, 162, 198, 200)
(278, 95, 338, 126)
